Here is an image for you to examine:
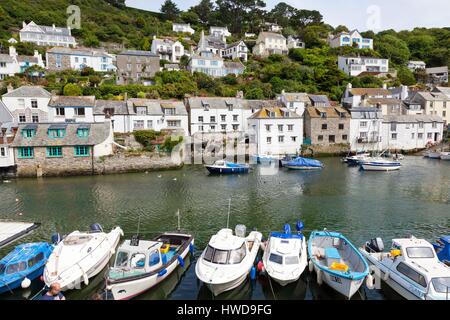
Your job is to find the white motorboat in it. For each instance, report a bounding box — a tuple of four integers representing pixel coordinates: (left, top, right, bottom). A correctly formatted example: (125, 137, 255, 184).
(195, 225, 262, 296)
(440, 152, 450, 160)
(344, 153, 370, 166)
(361, 237, 450, 300)
(425, 151, 442, 159)
(308, 230, 369, 299)
(262, 222, 307, 286)
(392, 153, 405, 161)
(105, 232, 194, 300)
(43, 224, 123, 291)
(360, 158, 401, 171)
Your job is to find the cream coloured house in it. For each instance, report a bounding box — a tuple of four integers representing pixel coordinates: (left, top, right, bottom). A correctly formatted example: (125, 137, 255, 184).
(252, 32, 288, 57)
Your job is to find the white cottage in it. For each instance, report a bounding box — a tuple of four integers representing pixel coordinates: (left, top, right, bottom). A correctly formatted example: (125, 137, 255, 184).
(151, 37, 186, 63)
(338, 56, 389, 77)
(381, 115, 444, 150)
(20, 21, 77, 47)
(252, 32, 288, 57)
(328, 30, 373, 50)
(2, 86, 51, 123)
(349, 108, 383, 152)
(48, 96, 96, 123)
(248, 107, 303, 156)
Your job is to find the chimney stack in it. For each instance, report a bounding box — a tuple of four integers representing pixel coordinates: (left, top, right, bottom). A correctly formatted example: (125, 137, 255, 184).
(1, 128, 7, 145)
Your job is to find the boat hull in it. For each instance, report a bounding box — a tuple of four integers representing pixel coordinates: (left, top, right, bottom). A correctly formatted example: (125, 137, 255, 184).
(441, 153, 450, 160)
(0, 264, 45, 294)
(311, 264, 364, 299)
(44, 228, 122, 291)
(361, 163, 401, 171)
(206, 272, 249, 296)
(108, 239, 193, 300)
(206, 166, 249, 174)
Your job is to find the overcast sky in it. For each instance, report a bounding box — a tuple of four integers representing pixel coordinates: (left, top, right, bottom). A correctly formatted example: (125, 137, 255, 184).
(126, 0, 450, 31)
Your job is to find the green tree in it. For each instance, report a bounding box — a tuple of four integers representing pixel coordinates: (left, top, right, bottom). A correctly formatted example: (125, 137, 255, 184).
(215, 0, 266, 34)
(375, 35, 410, 65)
(268, 2, 297, 28)
(63, 83, 82, 96)
(190, 0, 215, 24)
(161, 0, 181, 21)
(397, 67, 416, 85)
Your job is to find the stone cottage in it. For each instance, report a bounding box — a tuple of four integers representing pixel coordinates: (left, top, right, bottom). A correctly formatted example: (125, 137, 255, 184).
(12, 121, 113, 177)
(304, 106, 350, 146)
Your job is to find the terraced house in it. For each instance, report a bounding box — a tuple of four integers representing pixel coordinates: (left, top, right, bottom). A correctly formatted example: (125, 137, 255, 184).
(12, 122, 113, 177)
(1, 86, 51, 123)
(48, 96, 95, 123)
(46, 47, 115, 72)
(304, 106, 350, 146)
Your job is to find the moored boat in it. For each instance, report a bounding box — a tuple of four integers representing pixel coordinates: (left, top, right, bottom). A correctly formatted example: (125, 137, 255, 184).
(195, 225, 262, 296)
(0, 242, 54, 294)
(360, 236, 450, 300)
(205, 161, 249, 174)
(308, 230, 369, 299)
(433, 235, 450, 266)
(262, 222, 307, 286)
(425, 151, 442, 159)
(43, 224, 123, 291)
(440, 152, 450, 160)
(105, 232, 194, 300)
(250, 154, 278, 165)
(344, 153, 370, 166)
(285, 157, 323, 170)
(360, 158, 401, 171)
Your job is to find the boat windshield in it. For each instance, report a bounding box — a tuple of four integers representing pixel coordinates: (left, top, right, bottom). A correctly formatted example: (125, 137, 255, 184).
(115, 251, 129, 268)
(63, 234, 93, 246)
(406, 247, 435, 259)
(204, 244, 247, 265)
(432, 277, 450, 294)
(269, 253, 283, 265)
(285, 256, 299, 265)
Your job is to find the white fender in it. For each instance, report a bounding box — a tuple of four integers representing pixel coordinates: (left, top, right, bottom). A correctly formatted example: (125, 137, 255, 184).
(110, 248, 116, 255)
(308, 259, 314, 273)
(366, 274, 374, 289)
(21, 277, 31, 289)
(383, 271, 390, 281)
(83, 272, 89, 285)
(317, 269, 323, 285)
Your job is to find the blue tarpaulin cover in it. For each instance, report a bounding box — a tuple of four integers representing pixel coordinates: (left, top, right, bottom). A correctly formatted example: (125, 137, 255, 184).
(287, 157, 323, 168)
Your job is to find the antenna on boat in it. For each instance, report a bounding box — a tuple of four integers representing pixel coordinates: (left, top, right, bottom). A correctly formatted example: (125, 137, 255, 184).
(226, 198, 231, 229)
(131, 216, 141, 246)
(177, 209, 181, 232)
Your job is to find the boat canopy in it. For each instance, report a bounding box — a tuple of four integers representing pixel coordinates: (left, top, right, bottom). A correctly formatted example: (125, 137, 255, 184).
(287, 157, 323, 167)
(270, 232, 304, 240)
(0, 222, 40, 248)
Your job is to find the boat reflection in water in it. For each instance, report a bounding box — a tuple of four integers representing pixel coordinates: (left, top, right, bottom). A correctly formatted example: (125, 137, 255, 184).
(197, 277, 253, 300)
(258, 273, 307, 300)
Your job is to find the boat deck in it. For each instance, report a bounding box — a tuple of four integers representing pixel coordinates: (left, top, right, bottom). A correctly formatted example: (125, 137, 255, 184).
(0, 221, 40, 248)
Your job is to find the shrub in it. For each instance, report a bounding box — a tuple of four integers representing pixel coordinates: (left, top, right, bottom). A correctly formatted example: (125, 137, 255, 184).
(134, 130, 162, 147)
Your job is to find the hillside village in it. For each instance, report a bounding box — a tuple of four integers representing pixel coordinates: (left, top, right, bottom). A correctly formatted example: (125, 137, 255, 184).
(0, 0, 449, 177)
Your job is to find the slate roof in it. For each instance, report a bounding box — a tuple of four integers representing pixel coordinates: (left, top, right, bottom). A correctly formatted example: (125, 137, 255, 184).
(224, 61, 245, 70)
(383, 115, 444, 123)
(0, 101, 13, 124)
(47, 47, 111, 58)
(94, 100, 128, 115)
(366, 98, 402, 105)
(127, 99, 187, 115)
(2, 86, 51, 98)
(308, 94, 331, 106)
(49, 96, 96, 108)
(0, 54, 14, 63)
(258, 32, 286, 40)
(280, 92, 310, 103)
(187, 97, 242, 109)
(426, 66, 448, 74)
(118, 50, 159, 57)
(12, 122, 111, 147)
(414, 91, 449, 101)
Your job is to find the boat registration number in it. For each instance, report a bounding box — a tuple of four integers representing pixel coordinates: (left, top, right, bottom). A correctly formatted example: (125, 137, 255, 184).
(330, 276, 342, 284)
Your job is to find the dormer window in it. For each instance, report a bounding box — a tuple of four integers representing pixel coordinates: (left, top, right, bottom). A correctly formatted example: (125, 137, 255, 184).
(202, 102, 210, 111)
(164, 108, 176, 115)
(48, 125, 67, 138)
(22, 129, 36, 138)
(320, 112, 326, 118)
(77, 128, 89, 138)
(136, 106, 147, 115)
(269, 111, 276, 118)
(226, 103, 233, 112)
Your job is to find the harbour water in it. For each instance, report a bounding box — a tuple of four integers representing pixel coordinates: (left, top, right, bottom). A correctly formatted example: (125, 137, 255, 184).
(0, 157, 449, 300)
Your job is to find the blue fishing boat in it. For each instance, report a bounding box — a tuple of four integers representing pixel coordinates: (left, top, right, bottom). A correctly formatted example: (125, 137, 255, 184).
(285, 157, 323, 170)
(308, 230, 369, 299)
(0, 242, 54, 294)
(433, 236, 450, 266)
(205, 161, 250, 174)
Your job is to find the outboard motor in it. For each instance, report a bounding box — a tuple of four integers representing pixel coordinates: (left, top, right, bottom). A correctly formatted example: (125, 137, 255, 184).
(90, 223, 103, 233)
(366, 238, 384, 253)
(296, 221, 304, 232)
(51, 233, 62, 245)
(284, 224, 291, 235)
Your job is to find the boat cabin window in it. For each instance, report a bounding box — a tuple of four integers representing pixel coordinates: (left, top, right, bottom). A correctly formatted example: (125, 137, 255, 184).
(130, 253, 146, 269)
(6, 262, 27, 274)
(396, 262, 427, 288)
(228, 243, 247, 264)
(115, 251, 129, 268)
(0, 264, 5, 275)
(432, 277, 450, 293)
(269, 253, 283, 265)
(212, 249, 229, 264)
(63, 235, 92, 246)
(285, 256, 300, 265)
(28, 252, 44, 268)
(204, 245, 215, 262)
(149, 250, 161, 267)
(406, 247, 435, 259)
